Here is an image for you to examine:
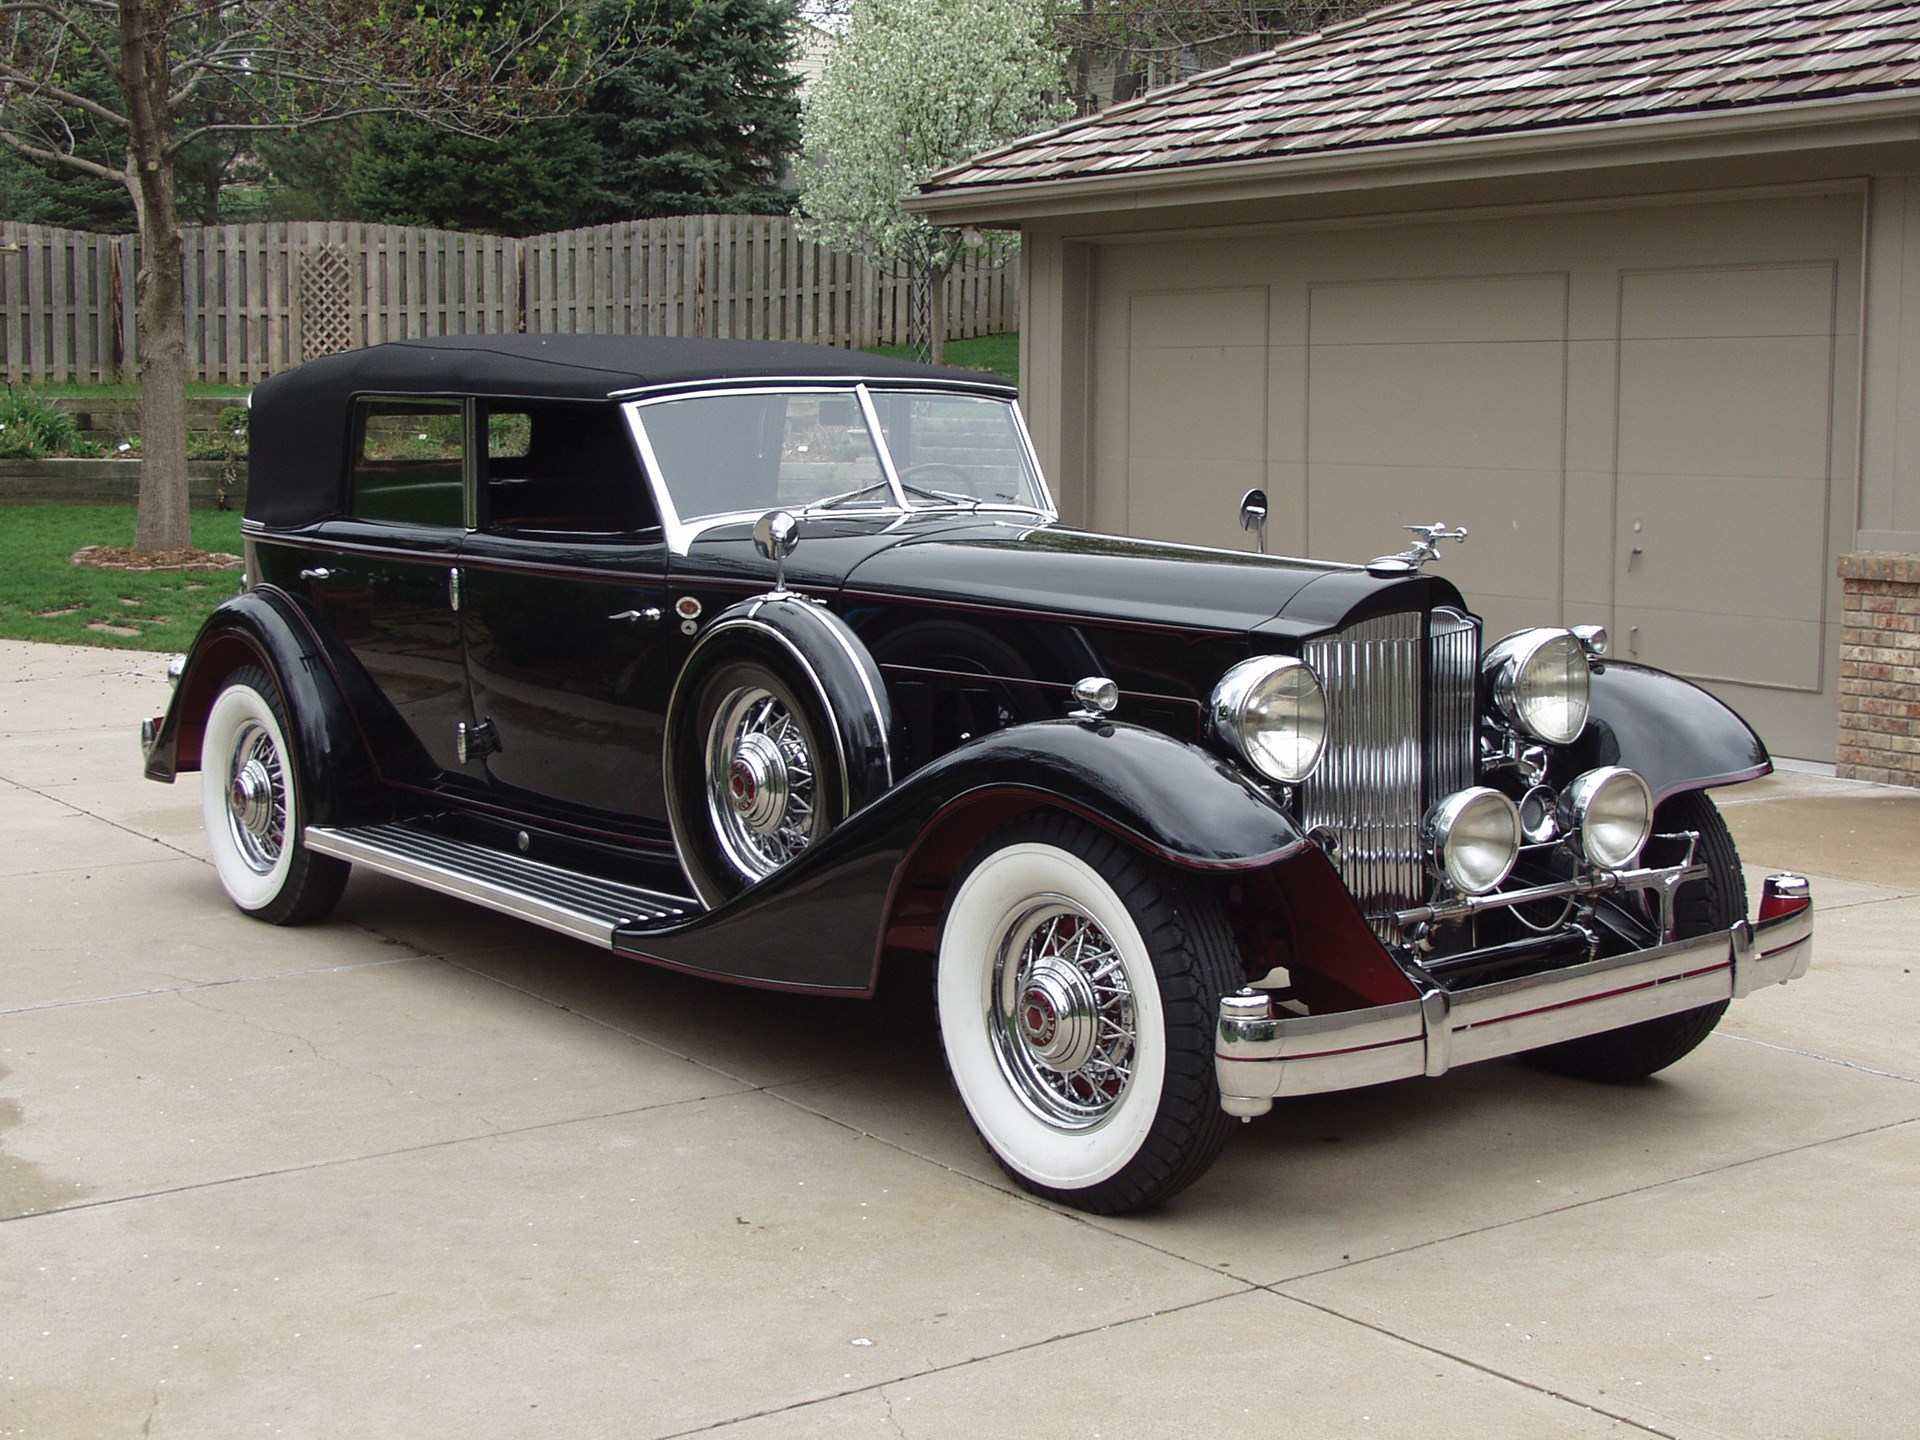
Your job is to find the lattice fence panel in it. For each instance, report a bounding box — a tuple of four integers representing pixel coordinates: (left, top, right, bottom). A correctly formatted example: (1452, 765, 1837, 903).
(297, 244, 357, 360)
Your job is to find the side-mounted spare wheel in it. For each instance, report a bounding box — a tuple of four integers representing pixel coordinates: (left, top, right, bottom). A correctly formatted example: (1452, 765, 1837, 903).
(665, 598, 892, 908)
(200, 663, 350, 925)
(937, 811, 1242, 1214)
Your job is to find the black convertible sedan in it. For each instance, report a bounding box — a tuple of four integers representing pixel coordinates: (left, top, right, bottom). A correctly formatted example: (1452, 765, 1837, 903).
(141, 334, 1814, 1214)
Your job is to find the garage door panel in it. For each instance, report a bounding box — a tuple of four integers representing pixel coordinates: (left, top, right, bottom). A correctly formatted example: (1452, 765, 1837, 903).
(1309, 341, 1568, 472)
(1615, 265, 1835, 697)
(1128, 457, 1269, 548)
(1620, 263, 1837, 340)
(1617, 334, 1835, 482)
(1311, 273, 1567, 345)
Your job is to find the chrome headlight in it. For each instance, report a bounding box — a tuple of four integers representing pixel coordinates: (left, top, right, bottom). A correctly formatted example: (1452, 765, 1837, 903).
(1424, 787, 1521, 895)
(1211, 655, 1327, 784)
(1484, 627, 1591, 746)
(1562, 767, 1653, 871)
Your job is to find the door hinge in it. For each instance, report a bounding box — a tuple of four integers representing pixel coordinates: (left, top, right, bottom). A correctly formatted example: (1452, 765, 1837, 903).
(455, 718, 499, 764)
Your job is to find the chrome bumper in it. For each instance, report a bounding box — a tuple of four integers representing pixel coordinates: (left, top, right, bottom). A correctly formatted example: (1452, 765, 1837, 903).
(1216, 873, 1814, 1118)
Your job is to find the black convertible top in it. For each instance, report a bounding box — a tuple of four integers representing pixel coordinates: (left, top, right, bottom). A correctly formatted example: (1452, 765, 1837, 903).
(246, 335, 1011, 527)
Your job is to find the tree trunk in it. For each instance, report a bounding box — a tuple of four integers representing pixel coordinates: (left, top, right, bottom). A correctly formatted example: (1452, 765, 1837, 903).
(120, 0, 193, 555)
(930, 269, 947, 367)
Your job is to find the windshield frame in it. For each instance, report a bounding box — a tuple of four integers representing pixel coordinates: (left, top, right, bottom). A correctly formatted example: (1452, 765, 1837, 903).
(622, 379, 1056, 554)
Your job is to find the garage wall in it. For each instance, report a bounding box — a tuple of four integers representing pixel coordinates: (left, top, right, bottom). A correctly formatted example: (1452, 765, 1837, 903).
(1072, 189, 1863, 759)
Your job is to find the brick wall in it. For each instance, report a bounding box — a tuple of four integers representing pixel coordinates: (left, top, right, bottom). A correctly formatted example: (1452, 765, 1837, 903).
(1837, 553, 1920, 786)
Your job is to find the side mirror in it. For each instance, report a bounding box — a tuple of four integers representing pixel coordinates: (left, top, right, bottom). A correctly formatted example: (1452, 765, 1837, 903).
(753, 509, 800, 592)
(1238, 489, 1268, 554)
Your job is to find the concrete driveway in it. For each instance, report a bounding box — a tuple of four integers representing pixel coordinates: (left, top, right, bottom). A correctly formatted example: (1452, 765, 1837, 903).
(2, 637, 1915, 1439)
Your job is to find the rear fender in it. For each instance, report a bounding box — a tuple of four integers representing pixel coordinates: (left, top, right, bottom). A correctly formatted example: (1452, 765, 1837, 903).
(142, 589, 387, 826)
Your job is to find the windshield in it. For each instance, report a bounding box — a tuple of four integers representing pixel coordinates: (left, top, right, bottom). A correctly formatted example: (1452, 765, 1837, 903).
(629, 386, 1051, 530)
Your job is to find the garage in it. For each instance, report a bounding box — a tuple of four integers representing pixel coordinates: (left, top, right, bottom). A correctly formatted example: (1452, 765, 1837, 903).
(912, 0, 1920, 767)
(1087, 190, 1860, 757)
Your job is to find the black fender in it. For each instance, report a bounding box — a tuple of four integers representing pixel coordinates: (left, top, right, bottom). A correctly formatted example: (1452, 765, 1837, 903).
(663, 593, 894, 905)
(141, 588, 388, 827)
(620, 718, 1306, 993)
(1562, 661, 1771, 804)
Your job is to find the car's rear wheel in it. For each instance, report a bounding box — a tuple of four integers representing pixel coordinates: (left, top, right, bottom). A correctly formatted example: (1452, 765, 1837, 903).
(936, 812, 1239, 1214)
(1525, 789, 1744, 1081)
(200, 664, 349, 925)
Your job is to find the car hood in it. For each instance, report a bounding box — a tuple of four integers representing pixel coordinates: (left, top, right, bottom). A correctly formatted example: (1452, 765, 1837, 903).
(682, 515, 1465, 639)
(842, 523, 1347, 633)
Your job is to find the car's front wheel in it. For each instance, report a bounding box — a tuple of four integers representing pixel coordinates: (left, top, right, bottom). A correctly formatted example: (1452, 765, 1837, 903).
(200, 664, 349, 925)
(936, 812, 1240, 1214)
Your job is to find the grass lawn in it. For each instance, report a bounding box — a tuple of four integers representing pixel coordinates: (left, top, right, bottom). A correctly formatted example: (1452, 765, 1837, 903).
(0, 505, 245, 652)
(24, 381, 253, 401)
(867, 332, 1018, 381)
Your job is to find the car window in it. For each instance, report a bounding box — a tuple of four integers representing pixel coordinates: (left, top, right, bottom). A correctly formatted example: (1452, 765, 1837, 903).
(635, 391, 888, 521)
(481, 400, 658, 536)
(350, 400, 465, 527)
(868, 392, 1048, 509)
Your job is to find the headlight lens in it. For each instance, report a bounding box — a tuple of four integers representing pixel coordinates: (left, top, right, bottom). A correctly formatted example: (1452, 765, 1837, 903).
(1211, 655, 1327, 784)
(1485, 628, 1591, 746)
(1425, 787, 1521, 895)
(1562, 767, 1653, 870)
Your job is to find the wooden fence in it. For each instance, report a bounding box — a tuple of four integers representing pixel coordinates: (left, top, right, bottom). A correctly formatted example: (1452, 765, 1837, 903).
(0, 217, 1020, 386)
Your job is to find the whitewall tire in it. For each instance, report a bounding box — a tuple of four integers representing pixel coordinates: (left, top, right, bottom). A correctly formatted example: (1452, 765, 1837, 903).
(937, 812, 1239, 1213)
(200, 664, 348, 925)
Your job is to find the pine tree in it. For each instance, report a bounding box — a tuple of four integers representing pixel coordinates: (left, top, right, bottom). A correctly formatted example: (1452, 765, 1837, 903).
(578, 0, 805, 220)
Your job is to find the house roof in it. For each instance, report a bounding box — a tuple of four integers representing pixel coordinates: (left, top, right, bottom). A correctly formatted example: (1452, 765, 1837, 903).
(919, 0, 1920, 199)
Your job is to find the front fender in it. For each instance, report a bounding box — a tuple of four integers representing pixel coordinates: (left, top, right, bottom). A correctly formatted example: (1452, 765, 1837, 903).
(141, 589, 386, 826)
(615, 719, 1305, 992)
(1564, 662, 1771, 804)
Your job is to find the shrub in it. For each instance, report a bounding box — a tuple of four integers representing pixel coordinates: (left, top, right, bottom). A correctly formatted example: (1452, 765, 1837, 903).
(0, 389, 97, 457)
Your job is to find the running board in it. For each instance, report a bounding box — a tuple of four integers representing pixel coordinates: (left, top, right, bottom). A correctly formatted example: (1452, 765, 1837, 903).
(305, 821, 696, 948)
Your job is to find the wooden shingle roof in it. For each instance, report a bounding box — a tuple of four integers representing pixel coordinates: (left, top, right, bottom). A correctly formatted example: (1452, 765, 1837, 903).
(921, 0, 1920, 195)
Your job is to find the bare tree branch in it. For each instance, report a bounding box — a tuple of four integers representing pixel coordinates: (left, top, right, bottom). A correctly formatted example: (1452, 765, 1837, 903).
(0, 125, 125, 183)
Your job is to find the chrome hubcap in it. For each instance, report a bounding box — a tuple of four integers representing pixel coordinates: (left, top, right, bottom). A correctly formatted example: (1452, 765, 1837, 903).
(991, 901, 1136, 1129)
(705, 685, 819, 881)
(223, 720, 286, 875)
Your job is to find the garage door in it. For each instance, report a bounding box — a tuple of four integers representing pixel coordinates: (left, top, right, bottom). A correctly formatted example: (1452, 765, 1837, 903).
(1086, 190, 1861, 760)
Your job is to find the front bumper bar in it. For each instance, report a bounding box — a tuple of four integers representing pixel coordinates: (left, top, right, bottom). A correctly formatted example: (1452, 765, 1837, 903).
(1216, 873, 1814, 1118)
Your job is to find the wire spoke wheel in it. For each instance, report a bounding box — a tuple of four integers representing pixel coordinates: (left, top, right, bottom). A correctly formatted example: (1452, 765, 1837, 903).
(703, 683, 824, 882)
(991, 900, 1138, 1129)
(222, 718, 289, 874)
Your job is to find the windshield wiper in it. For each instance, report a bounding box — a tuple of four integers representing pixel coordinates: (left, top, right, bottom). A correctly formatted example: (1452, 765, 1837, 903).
(806, 480, 896, 511)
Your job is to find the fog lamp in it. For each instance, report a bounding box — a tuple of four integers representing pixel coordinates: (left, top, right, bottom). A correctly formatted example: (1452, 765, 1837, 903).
(1562, 767, 1653, 871)
(1424, 787, 1521, 895)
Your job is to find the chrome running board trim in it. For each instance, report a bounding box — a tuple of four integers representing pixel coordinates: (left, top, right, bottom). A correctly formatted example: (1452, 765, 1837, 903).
(306, 822, 693, 947)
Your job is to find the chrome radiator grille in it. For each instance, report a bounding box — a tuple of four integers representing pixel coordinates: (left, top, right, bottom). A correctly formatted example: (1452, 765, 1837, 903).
(1299, 608, 1480, 929)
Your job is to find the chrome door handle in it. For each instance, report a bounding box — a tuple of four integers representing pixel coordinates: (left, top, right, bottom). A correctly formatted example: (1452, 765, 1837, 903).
(299, 567, 341, 581)
(608, 607, 662, 624)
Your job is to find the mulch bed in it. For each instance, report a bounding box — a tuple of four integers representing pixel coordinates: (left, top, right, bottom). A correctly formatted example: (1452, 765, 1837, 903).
(71, 544, 242, 572)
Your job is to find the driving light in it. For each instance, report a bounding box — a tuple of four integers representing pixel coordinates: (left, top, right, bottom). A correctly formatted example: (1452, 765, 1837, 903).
(1211, 655, 1327, 784)
(1562, 767, 1653, 871)
(1425, 787, 1521, 895)
(1484, 628, 1591, 746)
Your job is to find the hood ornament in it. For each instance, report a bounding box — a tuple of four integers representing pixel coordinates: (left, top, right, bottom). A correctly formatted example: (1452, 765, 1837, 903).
(1368, 521, 1467, 576)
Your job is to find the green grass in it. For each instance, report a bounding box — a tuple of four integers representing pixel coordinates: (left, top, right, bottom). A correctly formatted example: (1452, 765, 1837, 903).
(0, 504, 245, 652)
(868, 332, 1018, 381)
(23, 382, 252, 401)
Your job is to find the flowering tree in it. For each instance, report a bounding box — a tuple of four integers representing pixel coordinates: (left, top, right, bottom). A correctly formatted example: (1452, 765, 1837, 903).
(0, 1, 595, 555)
(800, 0, 1066, 362)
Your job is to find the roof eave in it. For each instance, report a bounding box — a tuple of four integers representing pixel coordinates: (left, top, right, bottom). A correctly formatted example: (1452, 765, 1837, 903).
(907, 89, 1920, 226)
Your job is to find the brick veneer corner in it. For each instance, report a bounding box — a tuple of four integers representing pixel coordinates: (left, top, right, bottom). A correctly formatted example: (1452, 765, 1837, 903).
(1836, 553, 1920, 787)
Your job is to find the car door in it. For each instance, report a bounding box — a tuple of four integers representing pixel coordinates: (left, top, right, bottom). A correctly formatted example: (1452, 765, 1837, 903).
(263, 395, 476, 784)
(458, 398, 678, 829)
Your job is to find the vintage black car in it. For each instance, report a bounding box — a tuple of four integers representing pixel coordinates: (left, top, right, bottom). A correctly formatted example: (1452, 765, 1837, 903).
(142, 335, 1814, 1214)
